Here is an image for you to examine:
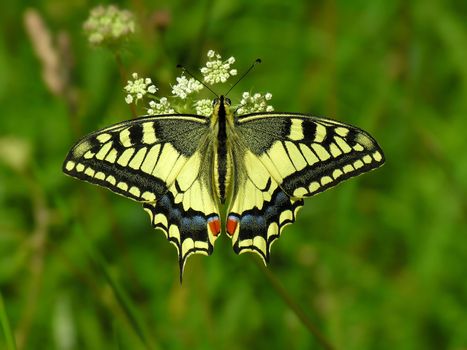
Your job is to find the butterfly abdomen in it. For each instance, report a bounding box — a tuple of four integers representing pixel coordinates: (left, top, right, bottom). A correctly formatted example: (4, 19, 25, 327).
(215, 97, 229, 203)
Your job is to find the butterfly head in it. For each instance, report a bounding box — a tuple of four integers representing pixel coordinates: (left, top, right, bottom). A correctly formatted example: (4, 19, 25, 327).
(211, 95, 232, 120)
(212, 95, 231, 107)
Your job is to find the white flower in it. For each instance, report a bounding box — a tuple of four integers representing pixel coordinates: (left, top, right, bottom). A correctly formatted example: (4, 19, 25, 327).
(237, 92, 274, 114)
(194, 99, 212, 116)
(200, 50, 237, 84)
(83, 5, 135, 46)
(171, 75, 203, 99)
(147, 97, 175, 115)
(124, 72, 158, 104)
(120, 50, 272, 118)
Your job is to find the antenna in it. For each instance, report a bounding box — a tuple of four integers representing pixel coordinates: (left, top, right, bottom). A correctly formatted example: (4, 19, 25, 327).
(176, 64, 218, 98)
(225, 58, 261, 96)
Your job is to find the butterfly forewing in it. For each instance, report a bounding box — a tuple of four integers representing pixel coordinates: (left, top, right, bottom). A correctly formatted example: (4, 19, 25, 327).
(236, 113, 385, 197)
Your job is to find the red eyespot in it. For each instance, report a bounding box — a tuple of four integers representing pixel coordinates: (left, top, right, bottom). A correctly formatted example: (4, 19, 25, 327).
(226, 215, 239, 236)
(208, 216, 221, 236)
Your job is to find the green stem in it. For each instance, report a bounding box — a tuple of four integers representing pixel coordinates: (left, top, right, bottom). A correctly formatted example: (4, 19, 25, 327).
(0, 292, 17, 350)
(114, 52, 137, 119)
(73, 225, 158, 350)
(254, 259, 335, 350)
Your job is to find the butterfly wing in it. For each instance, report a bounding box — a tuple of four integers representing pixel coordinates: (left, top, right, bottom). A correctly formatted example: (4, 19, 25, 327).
(63, 115, 221, 277)
(227, 112, 385, 262)
(226, 146, 304, 263)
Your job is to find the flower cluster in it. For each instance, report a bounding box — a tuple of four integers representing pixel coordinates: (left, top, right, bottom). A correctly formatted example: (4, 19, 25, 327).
(171, 76, 203, 99)
(123, 50, 274, 116)
(201, 50, 237, 84)
(83, 5, 135, 46)
(194, 99, 213, 116)
(237, 92, 274, 114)
(124, 73, 157, 104)
(148, 98, 175, 115)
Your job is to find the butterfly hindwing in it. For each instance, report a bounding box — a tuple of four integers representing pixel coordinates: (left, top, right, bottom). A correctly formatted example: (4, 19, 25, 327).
(63, 115, 221, 276)
(227, 148, 303, 262)
(227, 112, 385, 261)
(143, 148, 220, 276)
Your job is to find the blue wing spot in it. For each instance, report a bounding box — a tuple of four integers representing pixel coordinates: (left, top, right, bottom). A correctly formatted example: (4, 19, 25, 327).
(143, 189, 214, 279)
(232, 188, 303, 262)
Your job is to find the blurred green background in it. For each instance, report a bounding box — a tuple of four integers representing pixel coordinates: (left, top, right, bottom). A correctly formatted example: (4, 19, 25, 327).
(1, 0, 467, 349)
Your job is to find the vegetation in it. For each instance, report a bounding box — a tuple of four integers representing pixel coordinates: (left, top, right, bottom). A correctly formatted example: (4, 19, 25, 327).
(0, 1, 466, 349)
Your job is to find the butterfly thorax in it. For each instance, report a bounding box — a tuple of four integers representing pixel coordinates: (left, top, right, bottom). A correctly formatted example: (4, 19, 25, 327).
(211, 96, 234, 204)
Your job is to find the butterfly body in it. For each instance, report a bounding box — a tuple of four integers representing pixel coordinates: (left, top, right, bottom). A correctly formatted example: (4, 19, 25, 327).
(212, 95, 232, 205)
(63, 96, 384, 277)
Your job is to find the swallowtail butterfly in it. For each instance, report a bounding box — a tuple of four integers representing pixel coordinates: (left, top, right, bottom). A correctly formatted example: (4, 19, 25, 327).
(64, 91, 384, 279)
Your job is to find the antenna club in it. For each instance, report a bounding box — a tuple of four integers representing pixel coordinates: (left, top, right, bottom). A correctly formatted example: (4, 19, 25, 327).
(176, 64, 184, 69)
(224, 58, 262, 96)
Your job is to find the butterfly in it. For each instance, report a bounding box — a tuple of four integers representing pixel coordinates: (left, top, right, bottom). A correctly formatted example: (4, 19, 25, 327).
(63, 95, 385, 279)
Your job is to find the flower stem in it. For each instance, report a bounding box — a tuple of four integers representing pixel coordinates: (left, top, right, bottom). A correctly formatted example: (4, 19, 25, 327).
(114, 52, 137, 118)
(0, 292, 17, 350)
(254, 259, 335, 350)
